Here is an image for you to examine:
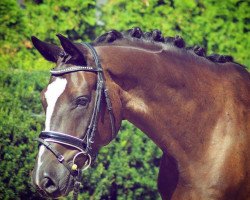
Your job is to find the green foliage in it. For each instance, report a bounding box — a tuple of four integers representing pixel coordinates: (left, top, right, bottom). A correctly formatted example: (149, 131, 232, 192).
(100, 0, 250, 67)
(0, 0, 96, 70)
(0, 70, 49, 200)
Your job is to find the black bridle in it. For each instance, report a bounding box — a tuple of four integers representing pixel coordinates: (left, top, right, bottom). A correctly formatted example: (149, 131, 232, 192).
(35, 43, 116, 199)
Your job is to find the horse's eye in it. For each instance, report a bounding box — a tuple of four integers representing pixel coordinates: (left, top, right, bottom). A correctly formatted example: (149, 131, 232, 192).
(75, 96, 89, 107)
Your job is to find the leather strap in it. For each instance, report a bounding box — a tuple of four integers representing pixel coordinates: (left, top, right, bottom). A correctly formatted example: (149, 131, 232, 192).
(82, 43, 116, 140)
(35, 138, 73, 173)
(50, 66, 102, 75)
(39, 131, 88, 153)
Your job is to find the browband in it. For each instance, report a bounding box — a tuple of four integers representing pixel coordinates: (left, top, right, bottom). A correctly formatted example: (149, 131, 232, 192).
(50, 66, 102, 75)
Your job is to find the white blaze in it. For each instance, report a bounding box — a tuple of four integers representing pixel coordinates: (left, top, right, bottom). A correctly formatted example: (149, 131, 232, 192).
(36, 145, 45, 184)
(44, 78, 67, 131)
(35, 77, 67, 185)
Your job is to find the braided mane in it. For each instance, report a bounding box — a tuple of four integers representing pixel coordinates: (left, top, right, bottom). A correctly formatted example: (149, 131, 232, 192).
(93, 27, 234, 64)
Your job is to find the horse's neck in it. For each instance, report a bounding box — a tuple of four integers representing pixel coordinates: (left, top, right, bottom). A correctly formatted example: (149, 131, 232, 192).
(96, 44, 250, 195)
(97, 44, 237, 164)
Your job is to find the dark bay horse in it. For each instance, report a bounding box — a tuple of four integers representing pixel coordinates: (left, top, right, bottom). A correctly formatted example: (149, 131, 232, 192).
(31, 28, 250, 199)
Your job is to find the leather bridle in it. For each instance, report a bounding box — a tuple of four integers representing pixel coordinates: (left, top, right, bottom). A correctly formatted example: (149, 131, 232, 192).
(35, 43, 116, 199)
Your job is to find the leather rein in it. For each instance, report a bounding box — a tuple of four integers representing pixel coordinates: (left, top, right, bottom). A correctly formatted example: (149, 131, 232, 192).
(35, 43, 116, 200)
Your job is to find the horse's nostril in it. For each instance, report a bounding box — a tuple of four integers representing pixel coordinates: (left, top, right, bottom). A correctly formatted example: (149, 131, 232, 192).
(42, 177, 58, 194)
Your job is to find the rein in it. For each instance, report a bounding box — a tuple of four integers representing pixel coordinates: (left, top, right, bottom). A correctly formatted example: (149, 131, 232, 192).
(35, 43, 116, 199)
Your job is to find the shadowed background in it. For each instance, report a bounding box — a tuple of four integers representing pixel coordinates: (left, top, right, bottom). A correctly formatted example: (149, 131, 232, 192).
(0, 0, 249, 199)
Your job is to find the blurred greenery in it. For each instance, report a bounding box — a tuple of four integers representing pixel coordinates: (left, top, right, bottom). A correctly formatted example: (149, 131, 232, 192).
(101, 0, 250, 67)
(0, 0, 96, 70)
(0, 0, 249, 199)
(0, 71, 49, 200)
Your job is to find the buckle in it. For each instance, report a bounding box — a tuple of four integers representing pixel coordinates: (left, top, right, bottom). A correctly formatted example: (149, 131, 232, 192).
(58, 155, 64, 162)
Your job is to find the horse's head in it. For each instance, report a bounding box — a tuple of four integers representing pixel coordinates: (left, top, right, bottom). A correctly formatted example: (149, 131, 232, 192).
(31, 35, 122, 198)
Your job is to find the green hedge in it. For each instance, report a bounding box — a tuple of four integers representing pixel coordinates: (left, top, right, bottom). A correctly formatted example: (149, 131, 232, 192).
(100, 0, 250, 68)
(0, 70, 48, 199)
(0, 0, 96, 71)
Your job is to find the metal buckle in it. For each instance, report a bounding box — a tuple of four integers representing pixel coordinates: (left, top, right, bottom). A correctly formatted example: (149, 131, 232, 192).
(72, 152, 92, 171)
(58, 155, 64, 162)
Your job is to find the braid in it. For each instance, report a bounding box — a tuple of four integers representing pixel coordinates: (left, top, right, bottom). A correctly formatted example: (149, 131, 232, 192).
(94, 30, 123, 44)
(207, 54, 234, 63)
(152, 30, 164, 42)
(173, 35, 185, 48)
(187, 45, 206, 57)
(94, 27, 234, 64)
(129, 27, 143, 38)
(165, 36, 185, 48)
(193, 46, 206, 57)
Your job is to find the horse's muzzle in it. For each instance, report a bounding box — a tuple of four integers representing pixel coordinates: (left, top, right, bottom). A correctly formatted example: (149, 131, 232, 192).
(40, 176, 59, 194)
(31, 160, 73, 198)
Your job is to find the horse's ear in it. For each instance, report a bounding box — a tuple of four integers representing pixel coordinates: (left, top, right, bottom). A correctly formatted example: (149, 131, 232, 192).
(56, 34, 86, 65)
(31, 36, 62, 63)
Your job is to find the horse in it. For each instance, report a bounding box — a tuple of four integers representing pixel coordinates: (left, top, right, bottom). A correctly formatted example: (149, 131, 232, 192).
(31, 27, 250, 200)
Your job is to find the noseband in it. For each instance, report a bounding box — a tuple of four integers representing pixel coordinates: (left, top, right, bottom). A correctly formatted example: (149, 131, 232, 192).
(35, 43, 116, 199)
